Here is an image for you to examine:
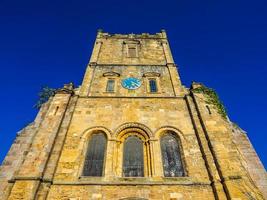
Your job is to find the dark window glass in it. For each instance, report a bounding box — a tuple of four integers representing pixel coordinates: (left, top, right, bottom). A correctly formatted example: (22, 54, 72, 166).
(82, 133, 107, 176)
(106, 79, 115, 92)
(128, 47, 137, 57)
(123, 136, 144, 177)
(149, 79, 157, 93)
(160, 133, 184, 177)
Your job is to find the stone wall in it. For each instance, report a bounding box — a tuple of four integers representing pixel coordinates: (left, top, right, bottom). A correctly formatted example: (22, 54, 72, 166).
(189, 83, 265, 199)
(46, 185, 215, 200)
(232, 125, 267, 198)
(0, 100, 51, 200)
(95, 32, 167, 66)
(88, 65, 176, 97)
(53, 97, 209, 185)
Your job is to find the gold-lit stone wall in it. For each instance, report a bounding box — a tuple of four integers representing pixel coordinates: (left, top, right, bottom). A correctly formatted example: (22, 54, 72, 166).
(88, 65, 176, 97)
(46, 185, 215, 200)
(96, 33, 167, 65)
(54, 98, 209, 182)
(0, 31, 266, 200)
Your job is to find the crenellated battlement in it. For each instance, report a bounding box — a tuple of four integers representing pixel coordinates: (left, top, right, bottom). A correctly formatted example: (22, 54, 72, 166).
(96, 29, 167, 39)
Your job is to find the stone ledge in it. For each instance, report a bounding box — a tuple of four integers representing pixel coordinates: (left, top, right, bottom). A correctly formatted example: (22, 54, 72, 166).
(78, 96, 186, 99)
(53, 179, 211, 186)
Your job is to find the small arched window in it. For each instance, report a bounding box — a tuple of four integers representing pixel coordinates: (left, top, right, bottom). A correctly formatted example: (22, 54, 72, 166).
(106, 79, 115, 92)
(149, 79, 157, 93)
(123, 136, 144, 177)
(160, 133, 184, 177)
(82, 132, 107, 176)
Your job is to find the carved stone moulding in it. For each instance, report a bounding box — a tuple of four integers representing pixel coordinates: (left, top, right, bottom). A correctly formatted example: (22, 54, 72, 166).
(142, 72, 161, 77)
(103, 71, 120, 77)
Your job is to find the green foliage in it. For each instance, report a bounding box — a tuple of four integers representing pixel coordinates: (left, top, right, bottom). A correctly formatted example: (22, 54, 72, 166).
(192, 85, 227, 119)
(34, 86, 56, 109)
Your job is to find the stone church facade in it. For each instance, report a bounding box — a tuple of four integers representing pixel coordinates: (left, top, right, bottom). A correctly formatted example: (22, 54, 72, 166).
(0, 30, 266, 200)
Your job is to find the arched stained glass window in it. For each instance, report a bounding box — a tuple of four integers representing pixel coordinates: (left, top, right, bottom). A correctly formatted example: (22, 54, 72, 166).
(82, 133, 107, 176)
(160, 133, 184, 177)
(123, 136, 144, 177)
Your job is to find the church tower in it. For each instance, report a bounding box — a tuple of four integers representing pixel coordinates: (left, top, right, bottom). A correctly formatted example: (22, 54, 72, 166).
(0, 30, 266, 200)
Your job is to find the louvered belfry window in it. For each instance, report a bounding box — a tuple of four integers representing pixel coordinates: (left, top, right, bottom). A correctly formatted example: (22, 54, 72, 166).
(82, 133, 107, 176)
(123, 136, 144, 177)
(128, 44, 138, 58)
(160, 133, 184, 177)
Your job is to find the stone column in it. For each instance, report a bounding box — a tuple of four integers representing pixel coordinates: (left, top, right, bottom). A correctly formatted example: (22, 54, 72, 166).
(150, 139, 164, 178)
(104, 139, 117, 180)
(144, 141, 151, 177)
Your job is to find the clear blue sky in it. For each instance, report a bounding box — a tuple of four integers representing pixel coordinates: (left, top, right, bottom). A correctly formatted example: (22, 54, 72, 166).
(0, 0, 266, 169)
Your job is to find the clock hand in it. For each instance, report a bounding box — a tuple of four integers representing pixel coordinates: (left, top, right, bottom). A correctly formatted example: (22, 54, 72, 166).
(131, 82, 139, 86)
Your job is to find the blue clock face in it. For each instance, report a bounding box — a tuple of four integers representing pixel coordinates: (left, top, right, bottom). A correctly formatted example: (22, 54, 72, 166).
(122, 77, 142, 90)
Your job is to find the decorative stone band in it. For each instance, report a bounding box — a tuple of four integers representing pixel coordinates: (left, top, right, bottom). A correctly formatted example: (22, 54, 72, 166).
(52, 179, 211, 186)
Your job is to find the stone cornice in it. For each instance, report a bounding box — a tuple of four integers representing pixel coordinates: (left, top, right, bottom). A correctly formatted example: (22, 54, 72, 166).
(89, 64, 168, 67)
(56, 83, 75, 95)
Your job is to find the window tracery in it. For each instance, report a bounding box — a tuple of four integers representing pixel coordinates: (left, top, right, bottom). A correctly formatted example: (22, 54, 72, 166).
(123, 135, 144, 177)
(160, 133, 184, 177)
(82, 132, 107, 176)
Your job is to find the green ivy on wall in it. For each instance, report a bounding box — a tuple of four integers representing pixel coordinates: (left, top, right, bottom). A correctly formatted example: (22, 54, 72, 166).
(192, 85, 227, 119)
(34, 86, 56, 109)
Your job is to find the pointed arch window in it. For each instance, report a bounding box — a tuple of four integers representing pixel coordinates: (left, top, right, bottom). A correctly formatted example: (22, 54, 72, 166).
(123, 136, 144, 177)
(82, 132, 107, 176)
(160, 133, 185, 177)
